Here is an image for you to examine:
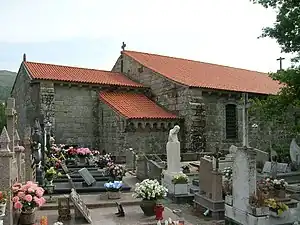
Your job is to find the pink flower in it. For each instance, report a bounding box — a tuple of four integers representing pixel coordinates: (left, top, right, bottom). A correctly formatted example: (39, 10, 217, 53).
(24, 194, 33, 202)
(14, 201, 23, 209)
(12, 196, 19, 202)
(27, 188, 35, 193)
(17, 192, 25, 199)
(40, 197, 46, 205)
(35, 189, 44, 198)
(12, 186, 20, 193)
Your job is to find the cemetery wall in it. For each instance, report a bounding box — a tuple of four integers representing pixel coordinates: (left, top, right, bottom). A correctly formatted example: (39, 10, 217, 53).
(11, 65, 40, 140)
(54, 85, 98, 147)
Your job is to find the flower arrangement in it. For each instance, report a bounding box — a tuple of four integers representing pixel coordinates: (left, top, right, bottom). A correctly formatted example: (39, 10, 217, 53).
(92, 150, 100, 156)
(45, 167, 62, 182)
(76, 148, 92, 157)
(266, 178, 288, 190)
(223, 167, 232, 181)
(133, 179, 167, 200)
(0, 191, 7, 204)
(97, 154, 112, 168)
(172, 173, 189, 184)
(104, 181, 123, 192)
(265, 198, 288, 215)
(249, 191, 268, 208)
(66, 147, 77, 159)
(12, 181, 46, 211)
(107, 164, 124, 180)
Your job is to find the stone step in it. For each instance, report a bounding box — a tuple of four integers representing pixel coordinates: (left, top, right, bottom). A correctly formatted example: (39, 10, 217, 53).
(189, 185, 199, 194)
(192, 179, 199, 186)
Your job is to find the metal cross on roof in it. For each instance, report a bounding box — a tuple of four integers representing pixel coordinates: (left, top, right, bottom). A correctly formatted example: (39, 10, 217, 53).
(121, 42, 126, 51)
(277, 57, 285, 70)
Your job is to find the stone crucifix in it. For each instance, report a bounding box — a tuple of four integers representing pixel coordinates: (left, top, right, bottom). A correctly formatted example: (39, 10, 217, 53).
(121, 42, 126, 51)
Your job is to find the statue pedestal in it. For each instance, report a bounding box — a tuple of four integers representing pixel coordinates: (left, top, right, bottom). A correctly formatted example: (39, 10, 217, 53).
(166, 141, 181, 173)
(162, 172, 188, 195)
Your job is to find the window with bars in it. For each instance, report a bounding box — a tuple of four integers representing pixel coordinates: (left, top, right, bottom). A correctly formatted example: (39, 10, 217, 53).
(225, 104, 237, 139)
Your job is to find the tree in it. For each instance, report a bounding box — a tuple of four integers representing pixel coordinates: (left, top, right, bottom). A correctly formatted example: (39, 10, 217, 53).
(250, 0, 300, 157)
(0, 103, 6, 132)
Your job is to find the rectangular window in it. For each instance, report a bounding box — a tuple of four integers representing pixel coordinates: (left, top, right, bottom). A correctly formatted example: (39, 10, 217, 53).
(226, 104, 237, 139)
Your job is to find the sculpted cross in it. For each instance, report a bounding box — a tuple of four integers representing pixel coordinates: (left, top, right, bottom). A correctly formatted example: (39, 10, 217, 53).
(121, 42, 126, 51)
(277, 57, 285, 70)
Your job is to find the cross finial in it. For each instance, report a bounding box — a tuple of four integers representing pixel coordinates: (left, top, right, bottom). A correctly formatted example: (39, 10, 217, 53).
(277, 57, 285, 70)
(121, 42, 126, 51)
(23, 53, 26, 62)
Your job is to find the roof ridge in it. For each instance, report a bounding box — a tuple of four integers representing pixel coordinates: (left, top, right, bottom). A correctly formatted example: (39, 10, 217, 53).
(123, 50, 269, 75)
(25, 61, 120, 74)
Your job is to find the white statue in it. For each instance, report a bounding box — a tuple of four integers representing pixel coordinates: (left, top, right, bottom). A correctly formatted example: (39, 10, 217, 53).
(168, 125, 180, 142)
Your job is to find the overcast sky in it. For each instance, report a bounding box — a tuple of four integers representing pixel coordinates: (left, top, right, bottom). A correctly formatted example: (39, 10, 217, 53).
(0, 0, 291, 72)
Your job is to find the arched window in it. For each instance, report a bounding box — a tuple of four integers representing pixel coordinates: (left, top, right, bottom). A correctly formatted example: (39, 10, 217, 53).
(225, 104, 237, 139)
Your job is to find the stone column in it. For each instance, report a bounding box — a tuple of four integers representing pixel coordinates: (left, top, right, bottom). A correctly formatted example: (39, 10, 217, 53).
(0, 127, 14, 225)
(14, 130, 25, 182)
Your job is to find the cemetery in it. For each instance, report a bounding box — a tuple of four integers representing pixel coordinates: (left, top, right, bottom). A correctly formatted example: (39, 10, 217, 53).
(0, 96, 300, 225)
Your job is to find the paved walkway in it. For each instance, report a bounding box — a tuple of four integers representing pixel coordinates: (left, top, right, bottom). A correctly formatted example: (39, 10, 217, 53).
(37, 205, 195, 225)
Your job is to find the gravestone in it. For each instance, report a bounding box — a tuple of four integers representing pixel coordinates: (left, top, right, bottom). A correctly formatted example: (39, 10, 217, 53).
(70, 188, 92, 223)
(194, 156, 224, 219)
(262, 161, 288, 174)
(78, 168, 96, 186)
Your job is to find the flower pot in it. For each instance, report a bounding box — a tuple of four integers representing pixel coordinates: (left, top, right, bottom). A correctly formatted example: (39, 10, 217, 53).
(19, 209, 36, 225)
(108, 191, 120, 199)
(252, 207, 269, 216)
(0, 203, 6, 216)
(140, 200, 156, 216)
(173, 183, 188, 195)
(78, 157, 86, 165)
(225, 195, 233, 206)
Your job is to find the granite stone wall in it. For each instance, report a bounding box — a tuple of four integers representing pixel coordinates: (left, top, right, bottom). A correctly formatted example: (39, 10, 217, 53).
(99, 100, 180, 154)
(11, 65, 40, 140)
(54, 84, 98, 147)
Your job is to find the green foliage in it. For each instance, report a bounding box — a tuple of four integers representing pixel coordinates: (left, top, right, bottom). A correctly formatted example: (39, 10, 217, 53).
(0, 70, 17, 101)
(0, 103, 6, 132)
(251, 0, 300, 62)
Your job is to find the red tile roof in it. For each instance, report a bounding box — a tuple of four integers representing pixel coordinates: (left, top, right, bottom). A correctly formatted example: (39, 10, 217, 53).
(24, 61, 143, 87)
(99, 92, 177, 119)
(123, 50, 282, 95)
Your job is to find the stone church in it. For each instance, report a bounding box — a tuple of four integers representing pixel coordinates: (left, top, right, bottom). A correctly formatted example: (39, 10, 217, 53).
(11, 45, 284, 154)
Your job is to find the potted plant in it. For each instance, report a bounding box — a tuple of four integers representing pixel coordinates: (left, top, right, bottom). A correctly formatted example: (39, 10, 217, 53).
(76, 148, 92, 165)
(265, 178, 288, 198)
(248, 191, 269, 216)
(0, 191, 7, 216)
(133, 179, 167, 216)
(265, 198, 289, 217)
(171, 173, 189, 195)
(223, 167, 233, 205)
(104, 181, 123, 199)
(97, 154, 112, 169)
(107, 164, 124, 181)
(45, 167, 62, 185)
(12, 181, 46, 224)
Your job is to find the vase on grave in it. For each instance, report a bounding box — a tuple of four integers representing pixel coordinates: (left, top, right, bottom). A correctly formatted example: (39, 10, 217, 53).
(140, 199, 156, 216)
(108, 191, 121, 199)
(19, 208, 36, 225)
(0, 202, 6, 216)
(78, 156, 86, 165)
(154, 203, 164, 220)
